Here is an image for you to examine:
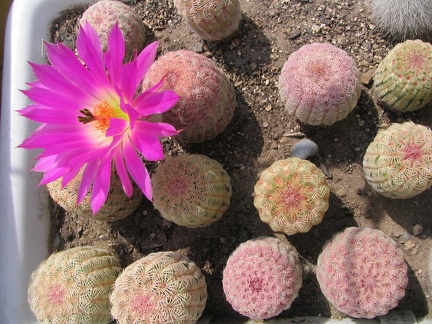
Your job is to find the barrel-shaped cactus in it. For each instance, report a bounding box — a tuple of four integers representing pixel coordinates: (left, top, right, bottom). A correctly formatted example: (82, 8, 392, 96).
(141, 50, 236, 143)
(373, 39, 432, 112)
(174, 0, 242, 41)
(110, 251, 207, 324)
(363, 122, 432, 199)
(317, 227, 408, 318)
(254, 157, 330, 235)
(278, 42, 361, 126)
(28, 246, 122, 323)
(152, 154, 232, 227)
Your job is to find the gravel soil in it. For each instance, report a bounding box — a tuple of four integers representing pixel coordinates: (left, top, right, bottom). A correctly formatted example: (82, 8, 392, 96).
(48, 0, 432, 321)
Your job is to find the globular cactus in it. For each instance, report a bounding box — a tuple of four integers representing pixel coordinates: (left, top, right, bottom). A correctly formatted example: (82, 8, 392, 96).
(317, 227, 408, 319)
(79, 0, 146, 61)
(152, 154, 232, 227)
(47, 168, 143, 222)
(222, 237, 302, 321)
(254, 157, 330, 235)
(141, 50, 236, 143)
(28, 246, 122, 323)
(110, 251, 207, 324)
(363, 122, 432, 199)
(370, 0, 432, 41)
(373, 39, 432, 112)
(278, 42, 361, 126)
(174, 0, 242, 42)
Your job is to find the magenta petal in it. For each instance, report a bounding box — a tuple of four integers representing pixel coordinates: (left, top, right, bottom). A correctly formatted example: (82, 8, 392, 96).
(129, 130, 163, 162)
(120, 97, 139, 130)
(19, 104, 79, 125)
(121, 59, 138, 102)
(77, 160, 98, 205)
(90, 158, 111, 214)
(135, 89, 180, 117)
(114, 147, 133, 197)
(106, 118, 127, 137)
(123, 140, 152, 201)
(22, 87, 88, 112)
(32, 155, 58, 172)
(104, 23, 124, 87)
(135, 41, 159, 83)
(135, 120, 180, 137)
(61, 166, 82, 188)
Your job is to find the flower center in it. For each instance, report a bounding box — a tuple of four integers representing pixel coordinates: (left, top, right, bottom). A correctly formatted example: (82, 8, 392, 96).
(78, 100, 128, 132)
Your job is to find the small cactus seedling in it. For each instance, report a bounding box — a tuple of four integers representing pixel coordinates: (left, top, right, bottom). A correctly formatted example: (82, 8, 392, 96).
(110, 251, 207, 324)
(363, 122, 432, 198)
(152, 154, 232, 227)
(47, 168, 143, 222)
(254, 157, 330, 235)
(79, 0, 146, 61)
(373, 39, 432, 112)
(174, 0, 242, 42)
(316, 227, 408, 318)
(222, 237, 302, 321)
(141, 50, 236, 143)
(370, 0, 432, 41)
(28, 246, 122, 323)
(278, 42, 361, 126)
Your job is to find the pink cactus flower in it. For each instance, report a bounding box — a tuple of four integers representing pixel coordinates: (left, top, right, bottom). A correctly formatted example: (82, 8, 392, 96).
(19, 23, 180, 214)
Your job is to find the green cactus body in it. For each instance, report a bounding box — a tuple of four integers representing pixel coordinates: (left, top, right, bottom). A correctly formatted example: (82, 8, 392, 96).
(110, 251, 207, 324)
(79, 0, 146, 61)
(141, 50, 236, 144)
(28, 246, 122, 324)
(47, 168, 143, 222)
(174, 0, 242, 41)
(373, 40, 432, 112)
(152, 154, 232, 228)
(363, 122, 432, 198)
(254, 157, 330, 235)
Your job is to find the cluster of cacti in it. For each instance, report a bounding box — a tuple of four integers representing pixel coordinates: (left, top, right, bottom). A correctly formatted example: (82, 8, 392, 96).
(47, 168, 143, 222)
(110, 251, 207, 323)
(363, 121, 432, 199)
(174, 0, 242, 41)
(254, 157, 330, 235)
(141, 49, 236, 143)
(278, 42, 361, 126)
(370, 0, 432, 41)
(79, 0, 146, 60)
(373, 39, 432, 112)
(152, 154, 232, 227)
(222, 237, 302, 321)
(316, 227, 408, 318)
(28, 246, 122, 323)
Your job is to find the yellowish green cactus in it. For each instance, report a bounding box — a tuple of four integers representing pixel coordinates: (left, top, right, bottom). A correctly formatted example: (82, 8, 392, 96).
(152, 154, 232, 228)
(254, 157, 330, 235)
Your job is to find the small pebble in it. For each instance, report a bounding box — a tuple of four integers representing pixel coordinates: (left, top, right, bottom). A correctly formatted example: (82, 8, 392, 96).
(413, 224, 423, 236)
(290, 138, 319, 159)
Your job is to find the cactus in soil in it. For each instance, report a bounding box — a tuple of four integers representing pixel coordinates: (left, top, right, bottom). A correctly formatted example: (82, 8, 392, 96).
(278, 42, 361, 126)
(173, 0, 242, 42)
(222, 237, 302, 321)
(254, 157, 330, 235)
(152, 154, 232, 228)
(47, 168, 143, 222)
(370, 0, 432, 41)
(316, 227, 408, 318)
(363, 122, 432, 199)
(110, 251, 207, 324)
(79, 0, 146, 61)
(141, 50, 236, 143)
(28, 246, 122, 324)
(373, 39, 432, 112)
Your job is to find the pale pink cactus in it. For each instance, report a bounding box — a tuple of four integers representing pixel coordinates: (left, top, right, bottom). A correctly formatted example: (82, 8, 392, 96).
(316, 227, 408, 319)
(174, 0, 242, 41)
(278, 42, 361, 126)
(222, 237, 302, 321)
(141, 50, 236, 143)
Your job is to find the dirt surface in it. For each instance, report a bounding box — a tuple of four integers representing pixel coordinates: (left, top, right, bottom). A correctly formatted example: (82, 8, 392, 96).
(48, 0, 432, 321)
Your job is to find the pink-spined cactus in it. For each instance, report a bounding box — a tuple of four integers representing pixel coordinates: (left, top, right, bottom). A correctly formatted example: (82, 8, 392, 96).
(316, 227, 408, 319)
(278, 42, 361, 126)
(110, 251, 207, 324)
(363, 122, 432, 199)
(222, 237, 302, 321)
(152, 154, 232, 228)
(28, 246, 122, 323)
(373, 39, 432, 112)
(141, 50, 236, 143)
(254, 157, 330, 235)
(174, 0, 242, 42)
(47, 168, 143, 222)
(79, 0, 146, 60)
